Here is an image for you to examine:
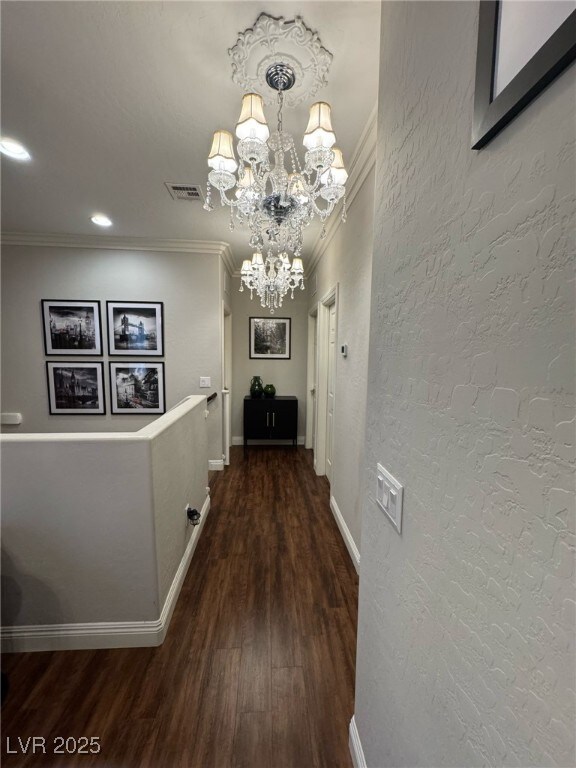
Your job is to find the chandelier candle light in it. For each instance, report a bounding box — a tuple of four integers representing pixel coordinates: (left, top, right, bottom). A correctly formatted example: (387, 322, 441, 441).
(204, 15, 348, 312)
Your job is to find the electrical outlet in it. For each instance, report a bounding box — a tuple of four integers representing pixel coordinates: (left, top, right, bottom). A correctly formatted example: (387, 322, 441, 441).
(199, 377, 211, 388)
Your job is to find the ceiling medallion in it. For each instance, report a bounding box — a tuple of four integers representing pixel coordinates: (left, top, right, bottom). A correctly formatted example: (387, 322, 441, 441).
(228, 13, 333, 108)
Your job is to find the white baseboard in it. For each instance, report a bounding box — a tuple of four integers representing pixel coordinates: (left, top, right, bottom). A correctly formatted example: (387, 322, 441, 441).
(1, 495, 211, 653)
(349, 716, 367, 768)
(154, 493, 210, 643)
(208, 459, 224, 470)
(232, 435, 305, 446)
(330, 495, 360, 573)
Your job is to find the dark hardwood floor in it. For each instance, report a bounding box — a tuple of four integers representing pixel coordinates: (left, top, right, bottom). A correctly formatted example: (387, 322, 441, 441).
(1, 446, 359, 768)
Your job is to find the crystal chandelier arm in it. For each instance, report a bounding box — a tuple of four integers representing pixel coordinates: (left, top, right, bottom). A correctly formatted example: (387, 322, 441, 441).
(309, 196, 336, 219)
(306, 172, 324, 196)
(218, 189, 239, 207)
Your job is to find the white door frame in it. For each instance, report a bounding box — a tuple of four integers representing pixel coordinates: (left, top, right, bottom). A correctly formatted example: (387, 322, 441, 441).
(314, 284, 338, 477)
(222, 300, 232, 465)
(305, 308, 318, 450)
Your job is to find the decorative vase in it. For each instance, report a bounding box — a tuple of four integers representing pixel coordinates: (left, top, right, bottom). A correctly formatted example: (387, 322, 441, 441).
(263, 384, 276, 398)
(250, 375, 264, 398)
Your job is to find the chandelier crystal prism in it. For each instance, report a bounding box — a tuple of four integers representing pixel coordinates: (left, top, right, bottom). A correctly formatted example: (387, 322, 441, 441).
(204, 14, 348, 312)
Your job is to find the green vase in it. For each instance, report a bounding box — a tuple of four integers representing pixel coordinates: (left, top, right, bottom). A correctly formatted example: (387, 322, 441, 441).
(263, 383, 276, 398)
(250, 376, 264, 398)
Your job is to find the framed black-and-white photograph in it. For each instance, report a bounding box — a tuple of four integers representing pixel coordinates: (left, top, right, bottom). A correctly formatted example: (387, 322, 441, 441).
(473, 1, 576, 148)
(249, 317, 291, 359)
(109, 362, 165, 414)
(46, 362, 105, 415)
(107, 301, 164, 356)
(42, 300, 102, 355)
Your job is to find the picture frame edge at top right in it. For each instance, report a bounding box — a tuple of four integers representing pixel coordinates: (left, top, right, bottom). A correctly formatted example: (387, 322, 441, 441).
(472, 0, 576, 149)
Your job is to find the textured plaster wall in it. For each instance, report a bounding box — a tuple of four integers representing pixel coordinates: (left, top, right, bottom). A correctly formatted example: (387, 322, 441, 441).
(1, 246, 223, 461)
(356, 3, 575, 768)
(309, 165, 375, 554)
(230, 278, 308, 440)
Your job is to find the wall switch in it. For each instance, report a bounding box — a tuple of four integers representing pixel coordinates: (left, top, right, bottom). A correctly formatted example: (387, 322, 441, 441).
(199, 377, 211, 388)
(376, 463, 403, 533)
(341, 344, 348, 358)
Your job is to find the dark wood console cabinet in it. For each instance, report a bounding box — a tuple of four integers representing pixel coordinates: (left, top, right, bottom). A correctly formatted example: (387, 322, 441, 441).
(243, 395, 298, 450)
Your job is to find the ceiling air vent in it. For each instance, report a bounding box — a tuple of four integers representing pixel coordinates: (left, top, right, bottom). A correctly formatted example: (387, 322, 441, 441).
(165, 183, 204, 202)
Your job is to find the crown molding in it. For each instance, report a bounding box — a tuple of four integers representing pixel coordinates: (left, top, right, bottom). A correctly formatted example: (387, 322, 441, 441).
(218, 243, 236, 276)
(306, 104, 377, 276)
(1, 231, 235, 260)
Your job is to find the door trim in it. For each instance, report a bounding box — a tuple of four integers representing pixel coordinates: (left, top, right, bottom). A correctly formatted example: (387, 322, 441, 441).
(305, 307, 318, 450)
(222, 301, 232, 465)
(314, 284, 338, 477)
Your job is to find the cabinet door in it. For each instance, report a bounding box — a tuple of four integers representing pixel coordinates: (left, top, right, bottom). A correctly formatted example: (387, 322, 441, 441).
(244, 399, 273, 439)
(271, 401, 297, 440)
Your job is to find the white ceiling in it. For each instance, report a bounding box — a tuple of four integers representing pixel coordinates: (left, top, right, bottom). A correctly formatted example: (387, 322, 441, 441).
(1, 1, 380, 266)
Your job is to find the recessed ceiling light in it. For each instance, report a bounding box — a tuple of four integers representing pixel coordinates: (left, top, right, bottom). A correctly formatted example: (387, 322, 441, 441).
(0, 137, 31, 161)
(90, 214, 113, 227)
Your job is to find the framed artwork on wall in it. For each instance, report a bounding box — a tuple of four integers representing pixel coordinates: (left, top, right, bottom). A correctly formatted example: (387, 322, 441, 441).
(107, 301, 164, 356)
(46, 362, 105, 415)
(42, 300, 102, 355)
(472, 0, 576, 149)
(249, 317, 291, 359)
(109, 362, 165, 414)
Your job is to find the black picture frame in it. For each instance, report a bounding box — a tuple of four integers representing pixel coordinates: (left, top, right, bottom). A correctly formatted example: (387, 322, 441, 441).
(41, 300, 103, 356)
(107, 301, 164, 356)
(109, 362, 166, 414)
(472, 1, 576, 149)
(249, 317, 291, 360)
(46, 362, 106, 415)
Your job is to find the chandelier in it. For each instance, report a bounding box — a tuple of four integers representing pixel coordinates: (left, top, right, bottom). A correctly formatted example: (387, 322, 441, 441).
(240, 250, 304, 312)
(203, 14, 348, 312)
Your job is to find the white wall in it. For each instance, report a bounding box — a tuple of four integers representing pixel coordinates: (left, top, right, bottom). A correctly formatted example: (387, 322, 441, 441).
(150, 398, 209, 607)
(230, 277, 308, 441)
(1, 244, 224, 462)
(1, 436, 158, 625)
(309, 164, 376, 558)
(1, 397, 210, 650)
(355, 3, 575, 768)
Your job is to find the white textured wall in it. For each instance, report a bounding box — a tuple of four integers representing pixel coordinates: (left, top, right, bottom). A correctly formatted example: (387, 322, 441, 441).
(230, 278, 308, 440)
(310, 165, 375, 554)
(0, 245, 223, 461)
(356, 3, 575, 768)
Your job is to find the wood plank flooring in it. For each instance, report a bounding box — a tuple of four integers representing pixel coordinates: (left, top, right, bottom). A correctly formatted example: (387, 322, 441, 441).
(1, 446, 359, 768)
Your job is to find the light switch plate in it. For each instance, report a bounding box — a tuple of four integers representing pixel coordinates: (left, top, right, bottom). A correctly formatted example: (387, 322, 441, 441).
(199, 377, 211, 388)
(376, 463, 403, 533)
